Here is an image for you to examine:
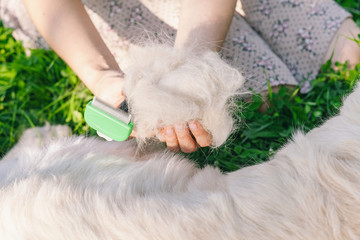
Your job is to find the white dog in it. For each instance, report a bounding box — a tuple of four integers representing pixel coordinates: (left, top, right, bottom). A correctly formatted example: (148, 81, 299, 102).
(0, 82, 360, 239)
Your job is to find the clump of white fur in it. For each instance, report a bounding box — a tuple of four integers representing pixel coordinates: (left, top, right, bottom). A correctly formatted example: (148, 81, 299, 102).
(122, 44, 244, 147)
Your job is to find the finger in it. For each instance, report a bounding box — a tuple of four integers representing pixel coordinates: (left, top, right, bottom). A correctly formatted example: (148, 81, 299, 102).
(129, 128, 157, 139)
(188, 120, 212, 147)
(174, 124, 198, 153)
(156, 129, 166, 142)
(164, 126, 180, 152)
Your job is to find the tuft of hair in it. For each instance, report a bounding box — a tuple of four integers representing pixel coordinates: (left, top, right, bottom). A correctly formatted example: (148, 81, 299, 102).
(122, 44, 244, 147)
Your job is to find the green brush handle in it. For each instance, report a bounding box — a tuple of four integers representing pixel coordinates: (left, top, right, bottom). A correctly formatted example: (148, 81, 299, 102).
(84, 100, 134, 141)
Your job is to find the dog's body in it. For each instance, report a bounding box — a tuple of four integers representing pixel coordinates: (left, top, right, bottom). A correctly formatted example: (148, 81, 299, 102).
(1, 85, 360, 239)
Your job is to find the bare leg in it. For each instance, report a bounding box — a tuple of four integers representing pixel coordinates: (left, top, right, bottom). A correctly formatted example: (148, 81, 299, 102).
(323, 18, 360, 68)
(258, 19, 360, 112)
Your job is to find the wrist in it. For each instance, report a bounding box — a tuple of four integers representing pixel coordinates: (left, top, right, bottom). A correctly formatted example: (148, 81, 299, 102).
(79, 59, 123, 93)
(174, 36, 220, 52)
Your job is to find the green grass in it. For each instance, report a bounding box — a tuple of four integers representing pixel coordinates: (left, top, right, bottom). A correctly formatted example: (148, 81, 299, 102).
(336, 0, 360, 26)
(188, 61, 360, 171)
(1, 2, 360, 171)
(0, 23, 95, 152)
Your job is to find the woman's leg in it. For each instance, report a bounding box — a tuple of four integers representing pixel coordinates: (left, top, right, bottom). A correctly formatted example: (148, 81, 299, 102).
(1, 0, 297, 95)
(238, 0, 352, 93)
(324, 18, 360, 68)
(221, 13, 298, 95)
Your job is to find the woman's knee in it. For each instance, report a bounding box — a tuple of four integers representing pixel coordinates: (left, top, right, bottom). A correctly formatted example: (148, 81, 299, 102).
(323, 18, 360, 69)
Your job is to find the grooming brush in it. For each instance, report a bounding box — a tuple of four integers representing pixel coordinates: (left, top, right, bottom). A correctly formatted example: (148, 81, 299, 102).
(84, 97, 134, 141)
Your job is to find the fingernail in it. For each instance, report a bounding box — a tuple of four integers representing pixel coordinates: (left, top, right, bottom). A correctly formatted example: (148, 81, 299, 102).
(175, 124, 184, 131)
(189, 122, 197, 130)
(166, 128, 174, 136)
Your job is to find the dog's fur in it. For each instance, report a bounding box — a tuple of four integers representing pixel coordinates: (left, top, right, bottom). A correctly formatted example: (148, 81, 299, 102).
(0, 84, 360, 240)
(1, 84, 360, 239)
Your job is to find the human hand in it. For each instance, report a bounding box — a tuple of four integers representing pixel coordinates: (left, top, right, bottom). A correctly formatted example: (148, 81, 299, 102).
(157, 120, 212, 153)
(91, 70, 137, 139)
(92, 70, 212, 151)
(92, 70, 126, 108)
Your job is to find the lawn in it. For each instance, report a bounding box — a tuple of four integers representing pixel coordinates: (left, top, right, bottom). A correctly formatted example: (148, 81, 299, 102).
(1, 0, 359, 172)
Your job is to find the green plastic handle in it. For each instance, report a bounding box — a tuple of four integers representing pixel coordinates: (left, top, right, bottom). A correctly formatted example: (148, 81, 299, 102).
(84, 101, 134, 141)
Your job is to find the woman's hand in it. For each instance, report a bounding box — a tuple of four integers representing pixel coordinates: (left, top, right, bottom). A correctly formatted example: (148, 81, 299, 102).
(92, 70, 139, 139)
(92, 70, 126, 108)
(85, 69, 212, 152)
(157, 120, 213, 153)
(23, 0, 121, 98)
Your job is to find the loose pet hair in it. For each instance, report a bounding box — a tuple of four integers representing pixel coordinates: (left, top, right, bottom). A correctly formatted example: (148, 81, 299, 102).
(122, 45, 244, 147)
